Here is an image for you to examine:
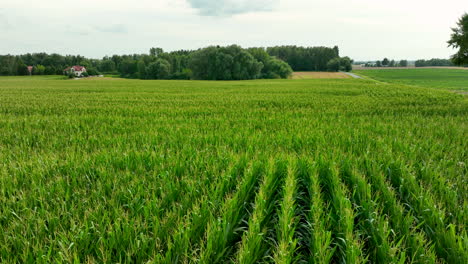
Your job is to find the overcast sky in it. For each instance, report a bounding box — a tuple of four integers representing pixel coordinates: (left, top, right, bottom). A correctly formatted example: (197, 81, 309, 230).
(0, 0, 466, 60)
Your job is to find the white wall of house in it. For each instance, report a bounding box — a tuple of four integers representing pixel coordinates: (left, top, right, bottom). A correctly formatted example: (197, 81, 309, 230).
(71, 67, 86, 76)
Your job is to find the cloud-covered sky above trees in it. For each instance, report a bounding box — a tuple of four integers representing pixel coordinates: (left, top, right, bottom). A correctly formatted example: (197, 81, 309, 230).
(0, 0, 466, 60)
(187, 0, 278, 16)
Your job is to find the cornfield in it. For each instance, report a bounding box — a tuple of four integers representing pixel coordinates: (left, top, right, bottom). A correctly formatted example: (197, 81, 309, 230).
(0, 76, 466, 263)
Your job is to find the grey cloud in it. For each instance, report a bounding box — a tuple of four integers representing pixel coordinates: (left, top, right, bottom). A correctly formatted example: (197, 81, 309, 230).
(187, 0, 277, 16)
(65, 25, 92, 36)
(0, 11, 12, 30)
(94, 24, 127, 34)
(64, 24, 127, 36)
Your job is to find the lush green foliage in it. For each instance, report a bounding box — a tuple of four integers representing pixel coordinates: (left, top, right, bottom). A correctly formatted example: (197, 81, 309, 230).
(247, 48, 293, 79)
(3, 44, 349, 79)
(327, 57, 352, 72)
(0, 53, 99, 76)
(399, 60, 408, 67)
(120, 45, 293, 80)
(448, 13, 468, 65)
(1, 44, 354, 80)
(0, 76, 466, 263)
(355, 68, 468, 90)
(267, 46, 340, 71)
(415, 58, 454, 67)
(188, 45, 263, 80)
(145, 59, 172, 80)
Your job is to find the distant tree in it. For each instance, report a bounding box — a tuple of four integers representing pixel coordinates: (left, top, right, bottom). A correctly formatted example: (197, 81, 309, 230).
(415, 58, 453, 67)
(376, 61, 382, 67)
(119, 59, 138, 78)
(16, 62, 29, 75)
(327, 58, 341, 72)
(44, 66, 56, 75)
(189, 45, 263, 80)
(247, 47, 270, 65)
(55, 68, 64, 75)
(33, 65, 46, 75)
(267, 46, 339, 71)
(263, 57, 293, 78)
(399, 60, 408, 67)
(171, 68, 192, 80)
(86, 67, 100, 76)
(137, 59, 146, 79)
(146, 59, 171, 79)
(389, 60, 395, 67)
(415, 60, 426, 67)
(333, 46, 340, 57)
(150, 47, 164, 57)
(339, 57, 352, 72)
(99, 60, 116, 72)
(448, 13, 468, 65)
(111, 55, 123, 68)
(382, 58, 389, 66)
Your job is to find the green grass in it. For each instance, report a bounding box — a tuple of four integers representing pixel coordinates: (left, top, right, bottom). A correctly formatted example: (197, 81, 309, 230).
(354, 68, 468, 91)
(0, 76, 467, 263)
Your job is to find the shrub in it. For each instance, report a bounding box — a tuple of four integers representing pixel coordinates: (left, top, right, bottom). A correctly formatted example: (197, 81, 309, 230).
(146, 59, 171, 79)
(327, 58, 341, 72)
(263, 57, 293, 78)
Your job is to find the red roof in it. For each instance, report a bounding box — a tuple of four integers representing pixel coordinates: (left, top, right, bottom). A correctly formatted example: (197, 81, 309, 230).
(72, 66, 85, 71)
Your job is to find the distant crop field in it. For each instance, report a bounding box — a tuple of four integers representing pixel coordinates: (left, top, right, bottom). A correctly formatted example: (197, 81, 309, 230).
(292, 71, 349, 79)
(0, 76, 467, 263)
(354, 68, 468, 91)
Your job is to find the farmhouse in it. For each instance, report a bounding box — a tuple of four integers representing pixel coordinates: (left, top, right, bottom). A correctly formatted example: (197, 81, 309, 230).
(64, 66, 87, 77)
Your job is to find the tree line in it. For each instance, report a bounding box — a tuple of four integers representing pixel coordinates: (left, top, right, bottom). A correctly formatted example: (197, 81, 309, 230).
(0, 53, 101, 76)
(113, 45, 295, 80)
(0, 45, 354, 80)
(362, 58, 408, 67)
(414, 58, 454, 67)
(360, 58, 462, 68)
(266, 45, 352, 72)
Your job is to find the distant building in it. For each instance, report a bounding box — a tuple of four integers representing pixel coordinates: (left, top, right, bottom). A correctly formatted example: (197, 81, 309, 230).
(64, 66, 87, 77)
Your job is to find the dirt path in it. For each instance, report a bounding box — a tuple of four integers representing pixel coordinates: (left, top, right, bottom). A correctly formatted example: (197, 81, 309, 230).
(342, 72, 363, 79)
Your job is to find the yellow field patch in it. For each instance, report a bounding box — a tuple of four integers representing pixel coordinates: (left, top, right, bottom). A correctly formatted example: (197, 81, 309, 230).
(292, 72, 350, 79)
